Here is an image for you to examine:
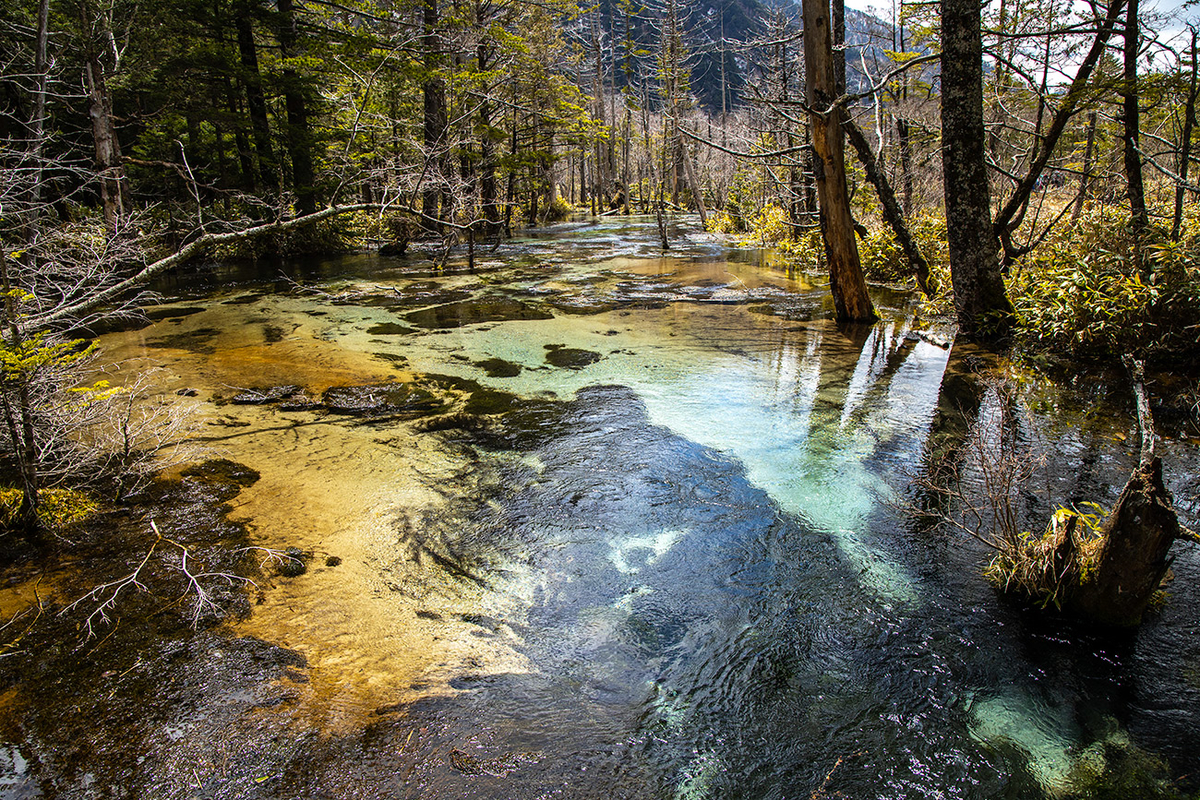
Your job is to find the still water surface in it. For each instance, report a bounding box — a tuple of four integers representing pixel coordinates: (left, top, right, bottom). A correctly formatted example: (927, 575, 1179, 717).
(17, 216, 1200, 798)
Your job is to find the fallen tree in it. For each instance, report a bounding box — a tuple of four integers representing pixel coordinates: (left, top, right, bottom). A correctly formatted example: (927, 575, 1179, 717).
(25, 203, 379, 332)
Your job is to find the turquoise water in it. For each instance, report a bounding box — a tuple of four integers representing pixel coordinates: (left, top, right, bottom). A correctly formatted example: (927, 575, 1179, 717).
(8, 215, 1196, 799)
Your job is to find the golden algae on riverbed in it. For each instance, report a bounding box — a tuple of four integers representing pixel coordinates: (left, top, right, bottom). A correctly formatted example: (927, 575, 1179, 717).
(93, 294, 542, 735)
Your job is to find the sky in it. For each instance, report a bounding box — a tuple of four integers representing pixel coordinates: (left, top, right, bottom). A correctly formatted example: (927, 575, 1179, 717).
(842, 0, 1197, 59)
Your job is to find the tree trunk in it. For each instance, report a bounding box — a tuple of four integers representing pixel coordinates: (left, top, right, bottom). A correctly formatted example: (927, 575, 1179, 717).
(224, 78, 257, 191)
(940, 0, 1013, 339)
(1069, 457, 1181, 626)
(422, 0, 447, 231)
(803, 0, 877, 323)
(844, 117, 933, 295)
(477, 14, 499, 237)
(235, 0, 278, 196)
(80, 0, 127, 229)
(276, 0, 316, 214)
(680, 128, 707, 227)
(1123, 0, 1148, 251)
(4, 0, 51, 534)
(1173, 28, 1198, 240)
(991, 0, 1125, 258)
(1070, 111, 1098, 225)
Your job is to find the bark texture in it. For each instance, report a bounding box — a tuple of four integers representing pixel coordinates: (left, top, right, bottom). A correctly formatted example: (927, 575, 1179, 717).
(1069, 457, 1181, 626)
(803, 0, 877, 323)
(940, 0, 1012, 338)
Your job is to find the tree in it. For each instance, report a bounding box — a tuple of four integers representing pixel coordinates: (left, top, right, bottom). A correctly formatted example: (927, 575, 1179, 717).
(803, 0, 877, 323)
(940, 0, 1013, 339)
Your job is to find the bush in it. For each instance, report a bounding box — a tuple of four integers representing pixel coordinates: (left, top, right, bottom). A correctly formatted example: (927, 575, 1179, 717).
(0, 487, 98, 530)
(1010, 205, 1200, 366)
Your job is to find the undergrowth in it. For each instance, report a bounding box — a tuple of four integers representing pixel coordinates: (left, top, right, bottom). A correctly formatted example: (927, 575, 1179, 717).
(1010, 204, 1200, 368)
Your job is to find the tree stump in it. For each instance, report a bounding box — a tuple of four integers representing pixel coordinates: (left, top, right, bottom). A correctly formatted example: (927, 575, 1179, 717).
(1069, 456, 1181, 626)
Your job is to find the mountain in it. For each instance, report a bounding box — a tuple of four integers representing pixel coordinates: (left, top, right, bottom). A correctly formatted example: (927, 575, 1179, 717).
(587, 0, 898, 112)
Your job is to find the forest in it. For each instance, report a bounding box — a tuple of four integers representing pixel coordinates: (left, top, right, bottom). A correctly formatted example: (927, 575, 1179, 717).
(3, 0, 1200, 795)
(3, 0, 1200, 343)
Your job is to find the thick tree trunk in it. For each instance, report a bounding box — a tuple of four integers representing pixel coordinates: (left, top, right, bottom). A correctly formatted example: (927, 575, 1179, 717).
(1069, 457, 1181, 626)
(276, 0, 316, 214)
(804, 0, 877, 323)
(940, 0, 1013, 339)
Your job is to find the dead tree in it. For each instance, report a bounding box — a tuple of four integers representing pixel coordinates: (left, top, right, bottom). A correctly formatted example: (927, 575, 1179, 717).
(1066, 359, 1182, 626)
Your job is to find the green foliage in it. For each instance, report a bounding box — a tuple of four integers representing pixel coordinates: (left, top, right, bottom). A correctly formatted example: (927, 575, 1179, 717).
(705, 210, 741, 235)
(739, 203, 791, 247)
(0, 487, 98, 530)
(1010, 204, 1200, 366)
(856, 213, 949, 284)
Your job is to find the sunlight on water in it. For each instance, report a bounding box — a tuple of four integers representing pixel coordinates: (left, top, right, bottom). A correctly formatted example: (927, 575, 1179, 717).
(969, 691, 1079, 795)
(339, 290, 945, 607)
(47, 215, 1194, 799)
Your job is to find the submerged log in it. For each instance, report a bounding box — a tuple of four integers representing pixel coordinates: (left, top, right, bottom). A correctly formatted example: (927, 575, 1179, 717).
(1068, 456, 1181, 626)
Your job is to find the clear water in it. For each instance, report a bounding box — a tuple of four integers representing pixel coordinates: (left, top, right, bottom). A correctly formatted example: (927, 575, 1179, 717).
(11, 216, 1198, 799)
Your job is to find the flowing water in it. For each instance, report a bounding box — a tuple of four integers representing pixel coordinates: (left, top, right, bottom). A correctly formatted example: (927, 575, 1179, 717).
(2, 216, 1199, 799)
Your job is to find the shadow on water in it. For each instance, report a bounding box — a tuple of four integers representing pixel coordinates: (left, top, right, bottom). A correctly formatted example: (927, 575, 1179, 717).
(2, 215, 1198, 799)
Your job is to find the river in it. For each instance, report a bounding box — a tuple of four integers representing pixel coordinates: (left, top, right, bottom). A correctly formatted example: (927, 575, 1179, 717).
(1, 215, 1198, 799)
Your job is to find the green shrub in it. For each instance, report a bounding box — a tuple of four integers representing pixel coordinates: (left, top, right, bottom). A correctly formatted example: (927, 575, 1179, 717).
(1010, 205, 1200, 366)
(0, 487, 98, 530)
(739, 203, 792, 247)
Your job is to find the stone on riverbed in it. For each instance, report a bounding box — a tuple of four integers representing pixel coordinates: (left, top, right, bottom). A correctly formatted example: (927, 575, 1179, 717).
(230, 385, 301, 405)
(544, 345, 601, 369)
(321, 383, 443, 416)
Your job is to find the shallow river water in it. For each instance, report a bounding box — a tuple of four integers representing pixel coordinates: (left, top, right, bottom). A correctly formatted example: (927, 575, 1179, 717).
(4, 216, 1200, 799)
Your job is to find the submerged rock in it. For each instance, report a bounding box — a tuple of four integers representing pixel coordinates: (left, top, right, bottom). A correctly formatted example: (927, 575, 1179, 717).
(474, 357, 522, 378)
(230, 385, 301, 405)
(405, 297, 553, 329)
(322, 383, 443, 416)
(180, 458, 261, 491)
(447, 747, 542, 777)
(544, 346, 601, 369)
(144, 327, 222, 354)
(278, 547, 309, 577)
(414, 412, 490, 433)
(367, 322, 417, 336)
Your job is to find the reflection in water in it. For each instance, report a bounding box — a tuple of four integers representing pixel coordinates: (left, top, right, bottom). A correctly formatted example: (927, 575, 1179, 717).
(4, 216, 1197, 799)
